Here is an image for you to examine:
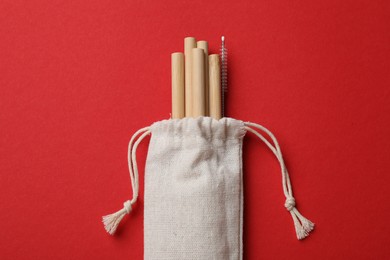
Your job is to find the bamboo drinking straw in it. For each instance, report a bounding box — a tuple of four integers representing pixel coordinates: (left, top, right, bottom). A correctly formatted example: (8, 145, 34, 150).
(184, 37, 196, 117)
(209, 54, 222, 119)
(171, 52, 185, 119)
(192, 48, 206, 117)
(196, 41, 209, 116)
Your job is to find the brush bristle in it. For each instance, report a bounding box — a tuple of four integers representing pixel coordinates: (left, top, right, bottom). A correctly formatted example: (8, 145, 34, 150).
(220, 36, 228, 117)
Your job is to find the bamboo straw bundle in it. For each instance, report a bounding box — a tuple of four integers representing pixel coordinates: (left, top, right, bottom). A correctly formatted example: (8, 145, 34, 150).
(171, 37, 224, 119)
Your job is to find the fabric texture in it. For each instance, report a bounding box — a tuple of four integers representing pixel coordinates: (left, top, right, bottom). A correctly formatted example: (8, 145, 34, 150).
(144, 117, 246, 260)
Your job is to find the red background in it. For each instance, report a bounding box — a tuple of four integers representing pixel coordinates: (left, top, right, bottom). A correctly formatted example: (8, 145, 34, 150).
(1, 0, 389, 259)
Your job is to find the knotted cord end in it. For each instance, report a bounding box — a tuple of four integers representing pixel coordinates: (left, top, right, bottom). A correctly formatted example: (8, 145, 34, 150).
(284, 197, 296, 212)
(288, 202, 315, 240)
(102, 200, 132, 235)
(245, 122, 315, 240)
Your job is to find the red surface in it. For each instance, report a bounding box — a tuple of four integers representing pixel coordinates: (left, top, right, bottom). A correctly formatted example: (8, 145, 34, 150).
(1, 0, 389, 259)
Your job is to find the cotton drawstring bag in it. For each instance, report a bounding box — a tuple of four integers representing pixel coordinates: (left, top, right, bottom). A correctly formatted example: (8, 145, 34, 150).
(103, 117, 314, 259)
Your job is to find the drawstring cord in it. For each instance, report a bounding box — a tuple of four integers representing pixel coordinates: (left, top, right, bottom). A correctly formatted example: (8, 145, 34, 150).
(102, 127, 151, 235)
(244, 122, 314, 240)
(102, 121, 314, 239)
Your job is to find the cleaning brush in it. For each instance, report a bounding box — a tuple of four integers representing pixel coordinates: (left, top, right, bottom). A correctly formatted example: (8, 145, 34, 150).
(220, 36, 228, 117)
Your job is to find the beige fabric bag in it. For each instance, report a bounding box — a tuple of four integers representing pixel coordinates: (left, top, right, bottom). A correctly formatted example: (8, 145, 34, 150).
(102, 117, 314, 260)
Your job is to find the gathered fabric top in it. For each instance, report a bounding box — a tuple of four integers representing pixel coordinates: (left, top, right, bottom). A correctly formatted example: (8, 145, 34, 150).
(150, 117, 246, 142)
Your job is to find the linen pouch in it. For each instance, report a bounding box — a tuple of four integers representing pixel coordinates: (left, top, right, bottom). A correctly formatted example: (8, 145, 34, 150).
(103, 117, 314, 260)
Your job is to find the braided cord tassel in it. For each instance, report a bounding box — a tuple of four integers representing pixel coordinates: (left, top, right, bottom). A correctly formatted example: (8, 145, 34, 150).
(102, 127, 150, 235)
(245, 122, 315, 240)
